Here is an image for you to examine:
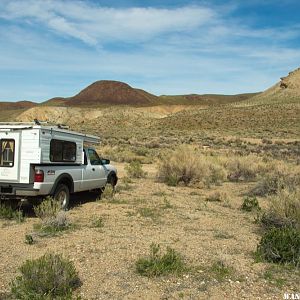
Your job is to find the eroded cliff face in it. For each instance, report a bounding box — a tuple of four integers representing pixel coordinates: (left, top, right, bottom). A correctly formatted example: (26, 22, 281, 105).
(279, 67, 300, 90)
(241, 67, 300, 105)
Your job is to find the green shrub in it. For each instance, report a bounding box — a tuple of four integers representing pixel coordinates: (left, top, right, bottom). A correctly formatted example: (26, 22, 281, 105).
(256, 227, 300, 266)
(10, 253, 80, 299)
(24, 235, 34, 245)
(125, 161, 147, 178)
(241, 196, 260, 212)
(136, 243, 186, 277)
(0, 203, 24, 222)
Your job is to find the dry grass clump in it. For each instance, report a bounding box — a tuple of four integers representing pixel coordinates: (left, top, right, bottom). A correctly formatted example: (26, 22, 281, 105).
(224, 155, 266, 182)
(101, 184, 115, 200)
(261, 189, 300, 230)
(157, 146, 226, 187)
(206, 191, 223, 202)
(249, 163, 300, 196)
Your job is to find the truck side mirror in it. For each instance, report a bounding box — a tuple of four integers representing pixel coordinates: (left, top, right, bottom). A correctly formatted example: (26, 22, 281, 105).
(101, 158, 110, 165)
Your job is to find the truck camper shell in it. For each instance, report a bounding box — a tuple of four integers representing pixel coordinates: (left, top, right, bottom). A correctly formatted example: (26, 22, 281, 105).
(0, 122, 100, 184)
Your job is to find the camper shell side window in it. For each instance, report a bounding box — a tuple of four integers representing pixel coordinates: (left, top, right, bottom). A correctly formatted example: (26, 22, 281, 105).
(0, 139, 15, 167)
(50, 139, 76, 162)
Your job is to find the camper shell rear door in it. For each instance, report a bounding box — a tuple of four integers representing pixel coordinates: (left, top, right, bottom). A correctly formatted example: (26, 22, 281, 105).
(0, 131, 20, 182)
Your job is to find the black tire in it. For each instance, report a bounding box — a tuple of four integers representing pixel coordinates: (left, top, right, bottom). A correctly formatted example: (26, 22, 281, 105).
(53, 184, 70, 210)
(108, 173, 118, 187)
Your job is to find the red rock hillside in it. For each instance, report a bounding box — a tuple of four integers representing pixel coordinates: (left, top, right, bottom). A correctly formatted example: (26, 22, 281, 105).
(45, 81, 158, 106)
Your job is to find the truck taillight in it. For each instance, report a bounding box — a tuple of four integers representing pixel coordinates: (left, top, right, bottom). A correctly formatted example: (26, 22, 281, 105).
(34, 170, 44, 182)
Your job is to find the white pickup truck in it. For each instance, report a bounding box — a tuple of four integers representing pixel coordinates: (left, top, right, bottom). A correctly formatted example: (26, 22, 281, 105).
(0, 122, 117, 209)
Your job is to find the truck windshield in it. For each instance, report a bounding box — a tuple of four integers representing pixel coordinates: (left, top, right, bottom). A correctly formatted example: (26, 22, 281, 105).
(88, 149, 101, 165)
(0, 139, 15, 167)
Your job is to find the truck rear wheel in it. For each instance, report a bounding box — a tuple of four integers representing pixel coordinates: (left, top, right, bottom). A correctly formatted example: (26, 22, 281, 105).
(54, 184, 70, 211)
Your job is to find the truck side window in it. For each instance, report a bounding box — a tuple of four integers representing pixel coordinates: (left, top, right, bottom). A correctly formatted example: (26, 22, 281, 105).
(50, 139, 76, 162)
(88, 149, 101, 165)
(0, 139, 15, 167)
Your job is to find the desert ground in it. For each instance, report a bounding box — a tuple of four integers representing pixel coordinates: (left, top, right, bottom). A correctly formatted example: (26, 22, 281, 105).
(0, 147, 299, 299)
(0, 70, 300, 299)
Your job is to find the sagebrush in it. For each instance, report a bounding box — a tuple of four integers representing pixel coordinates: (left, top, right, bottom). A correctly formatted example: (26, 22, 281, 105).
(10, 253, 81, 299)
(256, 227, 300, 266)
(125, 161, 147, 178)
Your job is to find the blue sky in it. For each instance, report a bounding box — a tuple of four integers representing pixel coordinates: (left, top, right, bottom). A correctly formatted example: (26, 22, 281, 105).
(0, 0, 300, 102)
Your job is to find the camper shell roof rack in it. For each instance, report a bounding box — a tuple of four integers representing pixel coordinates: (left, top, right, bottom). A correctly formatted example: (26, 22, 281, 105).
(0, 121, 100, 144)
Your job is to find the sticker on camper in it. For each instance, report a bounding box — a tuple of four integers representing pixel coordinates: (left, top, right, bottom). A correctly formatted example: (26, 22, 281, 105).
(47, 170, 55, 175)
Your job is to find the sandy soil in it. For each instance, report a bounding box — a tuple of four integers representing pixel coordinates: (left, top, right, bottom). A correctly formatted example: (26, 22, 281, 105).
(0, 163, 298, 299)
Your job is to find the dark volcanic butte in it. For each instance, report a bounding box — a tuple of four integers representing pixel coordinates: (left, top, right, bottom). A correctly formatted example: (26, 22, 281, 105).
(64, 80, 158, 106)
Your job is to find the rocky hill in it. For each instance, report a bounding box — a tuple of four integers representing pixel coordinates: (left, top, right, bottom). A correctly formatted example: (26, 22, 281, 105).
(44, 81, 158, 106)
(235, 67, 300, 106)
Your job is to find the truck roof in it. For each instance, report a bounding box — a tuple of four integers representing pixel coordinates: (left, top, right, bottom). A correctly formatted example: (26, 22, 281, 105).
(0, 122, 100, 144)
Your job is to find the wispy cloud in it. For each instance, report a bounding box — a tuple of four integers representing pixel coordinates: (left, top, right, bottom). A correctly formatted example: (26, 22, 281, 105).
(0, 0, 216, 45)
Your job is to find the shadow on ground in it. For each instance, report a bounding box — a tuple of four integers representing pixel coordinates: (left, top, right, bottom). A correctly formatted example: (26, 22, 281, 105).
(9, 191, 101, 218)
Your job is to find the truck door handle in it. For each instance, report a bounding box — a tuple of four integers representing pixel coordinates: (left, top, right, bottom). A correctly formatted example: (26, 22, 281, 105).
(92, 168, 95, 171)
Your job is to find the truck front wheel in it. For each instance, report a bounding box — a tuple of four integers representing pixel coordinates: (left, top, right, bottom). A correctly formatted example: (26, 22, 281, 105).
(53, 184, 70, 211)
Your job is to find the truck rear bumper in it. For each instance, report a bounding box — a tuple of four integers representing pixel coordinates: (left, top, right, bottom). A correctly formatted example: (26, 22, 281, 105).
(0, 183, 40, 199)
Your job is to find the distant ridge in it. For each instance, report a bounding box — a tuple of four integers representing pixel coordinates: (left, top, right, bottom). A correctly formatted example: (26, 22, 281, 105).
(159, 93, 259, 105)
(0, 100, 36, 110)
